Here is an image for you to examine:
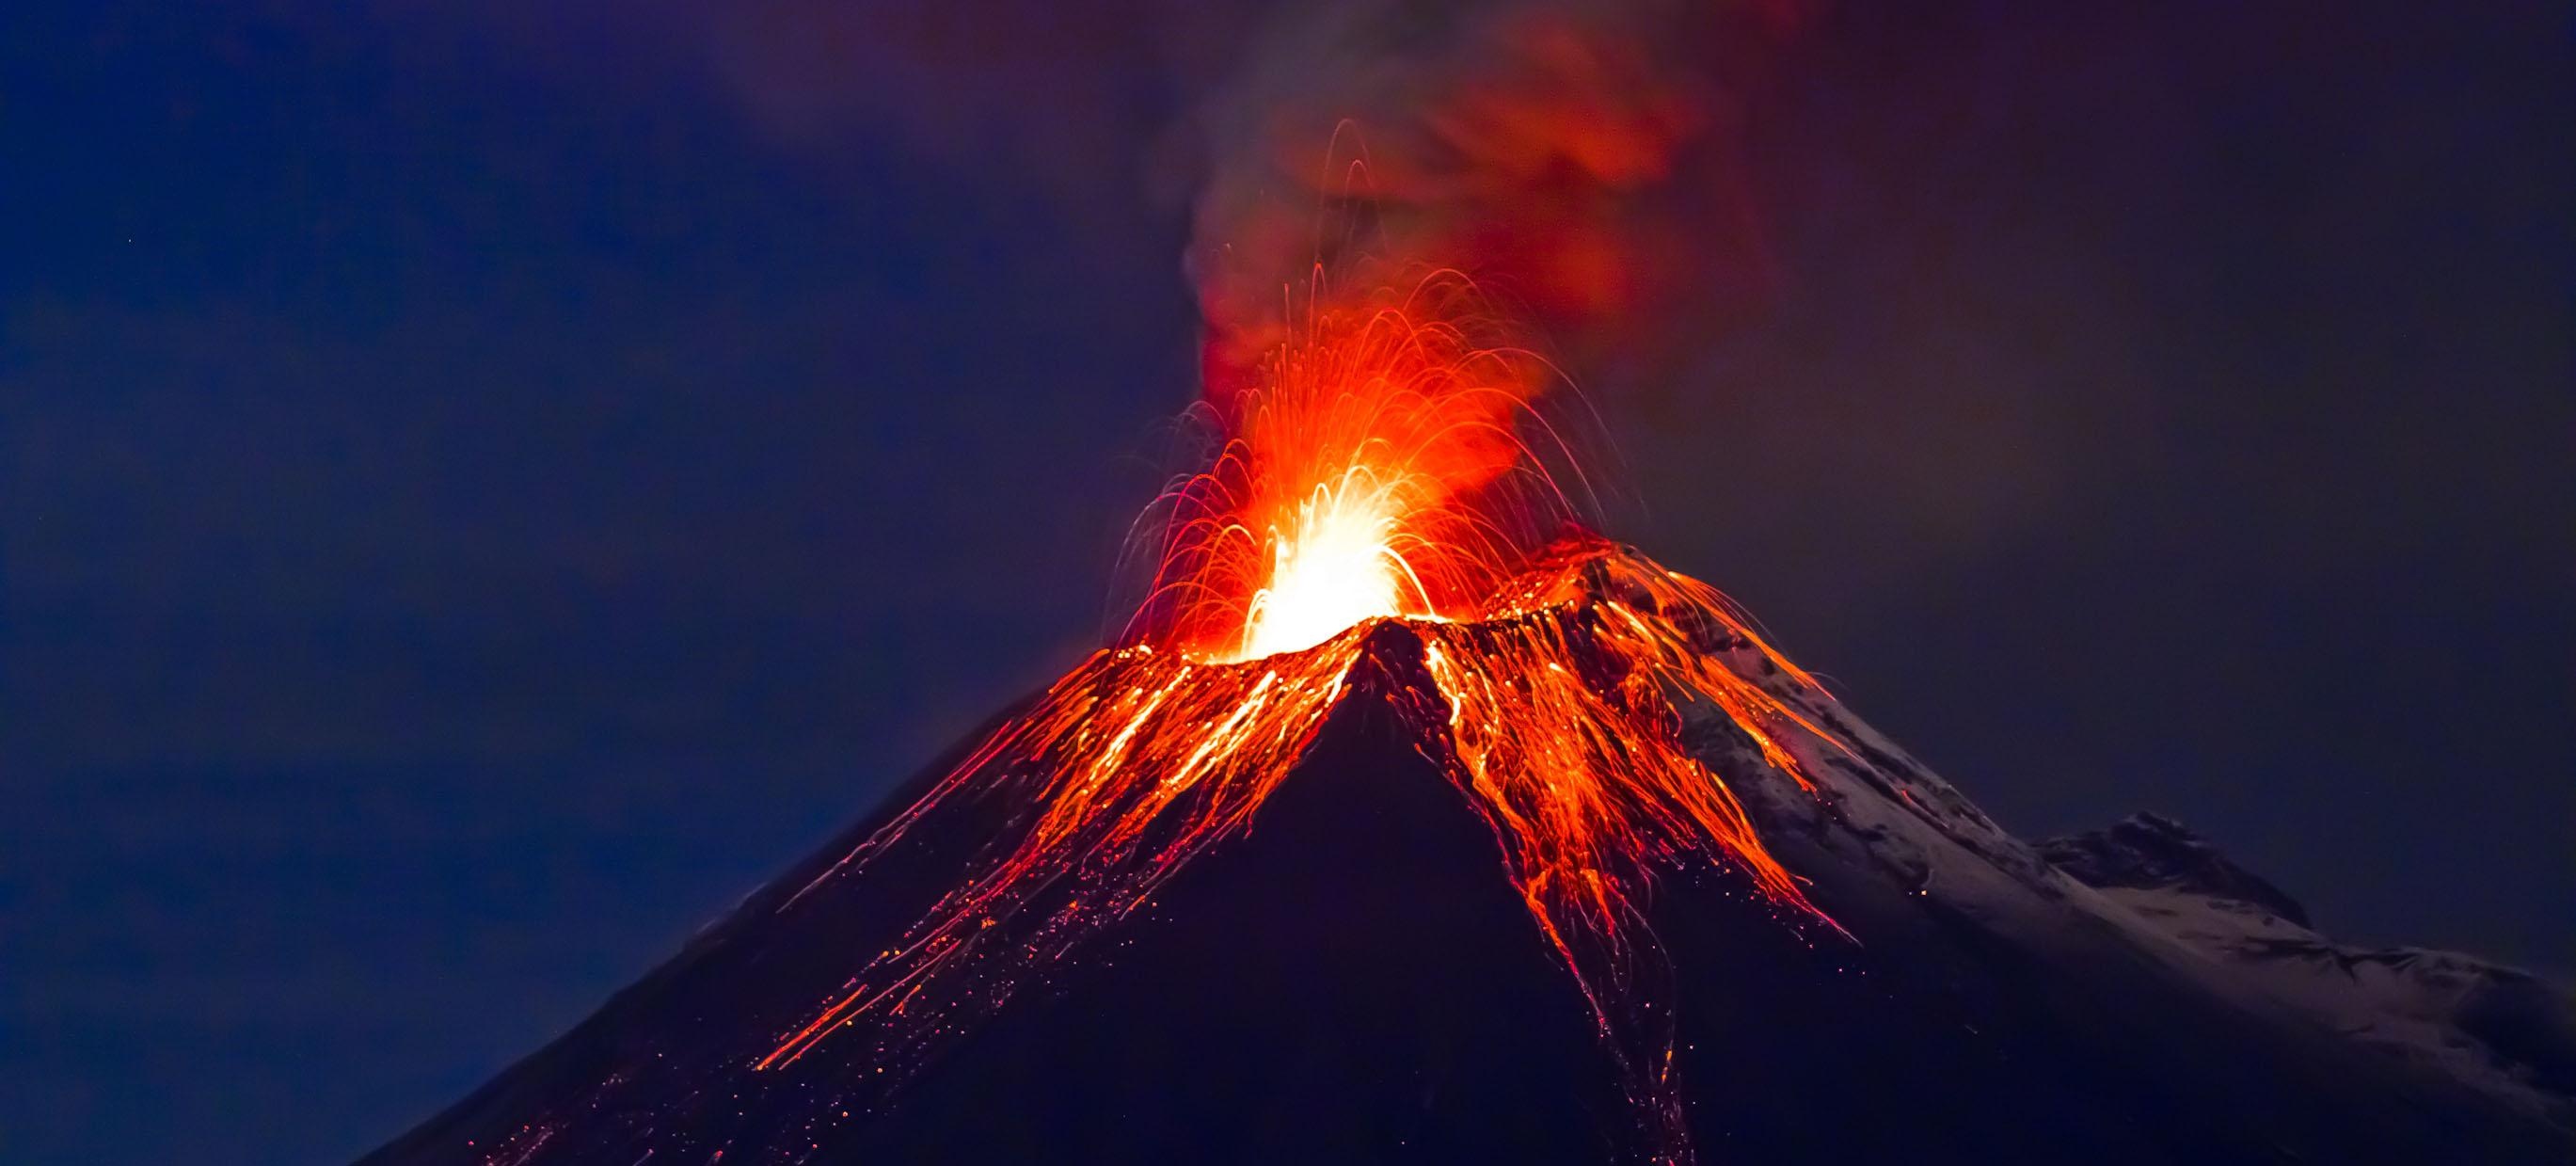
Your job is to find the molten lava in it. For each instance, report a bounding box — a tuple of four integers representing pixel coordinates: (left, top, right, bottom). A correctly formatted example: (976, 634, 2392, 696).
(1235, 475, 1417, 659)
(1134, 276, 1575, 662)
(759, 279, 1850, 1164)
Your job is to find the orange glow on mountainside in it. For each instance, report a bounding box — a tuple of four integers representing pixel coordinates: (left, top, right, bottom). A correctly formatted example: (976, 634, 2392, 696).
(755, 281, 1852, 1165)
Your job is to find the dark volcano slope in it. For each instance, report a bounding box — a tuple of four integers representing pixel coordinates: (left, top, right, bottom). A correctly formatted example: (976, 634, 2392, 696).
(364, 665, 1636, 1165)
(365, 631, 2572, 1165)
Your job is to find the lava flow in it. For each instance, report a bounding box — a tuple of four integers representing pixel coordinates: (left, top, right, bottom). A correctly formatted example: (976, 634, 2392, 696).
(758, 278, 1852, 1164)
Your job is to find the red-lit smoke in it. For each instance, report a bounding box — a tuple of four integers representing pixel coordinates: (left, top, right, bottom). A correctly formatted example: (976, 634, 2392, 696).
(1186, 0, 1810, 401)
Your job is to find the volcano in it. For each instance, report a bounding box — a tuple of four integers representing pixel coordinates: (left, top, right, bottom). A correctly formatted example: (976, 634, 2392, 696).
(364, 285, 2567, 1164)
(361, 535, 2573, 1165)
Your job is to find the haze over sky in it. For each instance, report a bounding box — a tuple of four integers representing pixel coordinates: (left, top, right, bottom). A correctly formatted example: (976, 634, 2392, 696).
(5, 3, 2568, 1163)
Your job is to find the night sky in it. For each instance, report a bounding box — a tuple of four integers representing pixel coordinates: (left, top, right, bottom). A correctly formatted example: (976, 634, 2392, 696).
(5, 4, 2568, 1164)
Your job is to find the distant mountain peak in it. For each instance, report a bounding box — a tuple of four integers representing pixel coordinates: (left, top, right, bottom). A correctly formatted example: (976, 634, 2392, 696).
(2040, 811, 2313, 926)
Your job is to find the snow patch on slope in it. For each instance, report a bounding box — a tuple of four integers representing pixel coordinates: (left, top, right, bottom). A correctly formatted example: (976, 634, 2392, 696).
(2043, 815, 2576, 1126)
(1669, 615, 2572, 1135)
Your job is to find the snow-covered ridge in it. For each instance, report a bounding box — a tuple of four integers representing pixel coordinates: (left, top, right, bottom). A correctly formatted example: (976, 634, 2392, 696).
(1667, 605, 2573, 1142)
(2043, 813, 2576, 1126)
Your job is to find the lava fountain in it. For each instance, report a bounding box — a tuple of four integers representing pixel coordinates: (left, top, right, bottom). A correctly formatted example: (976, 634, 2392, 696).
(757, 276, 1852, 1164)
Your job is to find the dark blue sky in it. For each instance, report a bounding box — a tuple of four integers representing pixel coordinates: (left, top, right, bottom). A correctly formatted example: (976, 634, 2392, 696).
(5, 4, 2568, 1164)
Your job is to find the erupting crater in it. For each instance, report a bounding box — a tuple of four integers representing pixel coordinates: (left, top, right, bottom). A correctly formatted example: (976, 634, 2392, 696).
(744, 282, 1854, 1163)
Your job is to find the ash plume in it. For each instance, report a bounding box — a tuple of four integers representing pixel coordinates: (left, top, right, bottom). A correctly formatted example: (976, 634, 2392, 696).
(497, 0, 1814, 408)
(1176, 0, 1812, 402)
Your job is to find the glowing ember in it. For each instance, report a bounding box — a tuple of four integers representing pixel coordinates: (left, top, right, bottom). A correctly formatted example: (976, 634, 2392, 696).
(1236, 471, 1422, 659)
(759, 280, 1849, 1165)
(1137, 275, 1559, 663)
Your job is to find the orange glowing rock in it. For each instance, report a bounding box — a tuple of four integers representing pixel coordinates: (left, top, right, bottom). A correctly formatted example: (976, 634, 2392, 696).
(756, 285, 1851, 1163)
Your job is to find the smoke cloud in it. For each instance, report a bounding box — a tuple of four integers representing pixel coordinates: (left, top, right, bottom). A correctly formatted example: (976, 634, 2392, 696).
(1176, 0, 1811, 399)
(523, 0, 1814, 405)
